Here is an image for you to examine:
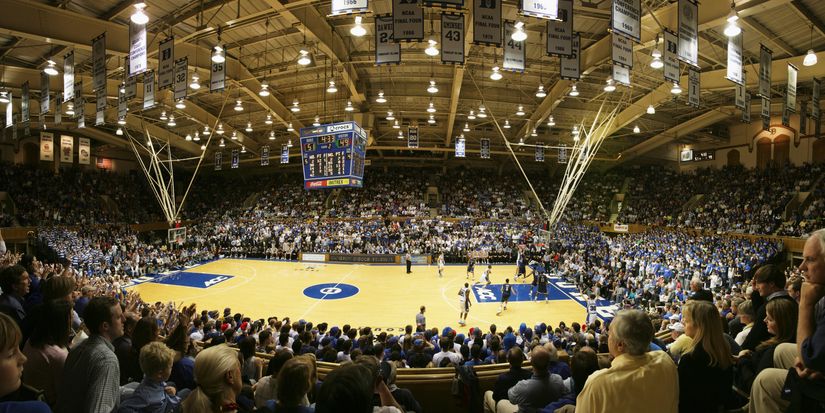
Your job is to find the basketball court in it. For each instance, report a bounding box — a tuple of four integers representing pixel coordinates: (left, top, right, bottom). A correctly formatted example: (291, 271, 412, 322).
(126, 259, 603, 333)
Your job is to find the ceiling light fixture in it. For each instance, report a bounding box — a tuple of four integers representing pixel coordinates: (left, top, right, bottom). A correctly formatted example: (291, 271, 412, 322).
(167, 115, 176, 127)
(287, 139, 293, 147)
(245, 122, 253, 132)
(490, 66, 502, 81)
(633, 125, 640, 134)
(65, 103, 75, 116)
(241, 146, 246, 153)
(350, 16, 367, 37)
(375, 90, 387, 104)
(326, 80, 337, 93)
(200, 144, 206, 150)
(44, 60, 59, 76)
(547, 116, 555, 127)
(297, 49, 311, 66)
(231, 131, 238, 140)
(291, 99, 300, 112)
(398, 130, 404, 139)
(0, 91, 9, 104)
(650, 48, 664, 69)
(531, 128, 538, 137)
(724, 2, 741, 37)
(428, 115, 436, 124)
(804, 25, 818, 67)
(393, 119, 400, 129)
(511, 21, 527, 42)
(313, 115, 321, 127)
(425, 39, 439, 56)
(478, 106, 487, 118)
(258, 81, 270, 96)
(427, 79, 439, 94)
(569, 84, 579, 96)
(468, 110, 476, 120)
(117, 117, 126, 125)
(216, 123, 225, 134)
(193, 132, 200, 141)
(518, 137, 525, 145)
(131, 1, 149, 25)
(604, 77, 616, 92)
(503, 119, 511, 129)
(516, 105, 525, 116)
(265, 114, 273, 124)
(219, 138, 225, 147)
(116, 127, 123, 136)
(212, 45, 225, 63)
(175, 99, 186, 109)
(463, 123, 470, 132)
(345, 101, 355, 112)
(670, 82, 682, 94)
(159, 110, 168, 121)
(185, 133, 192, 141)
(190, 72, 201, 90)
(647, 104, 656, 114)
(234, 100, 243, 111)
(287, 122, 294, 132)
(427, 101, 437, 113)
(386, 111, 395, 121)
(535, 84, 547, 98)
(269, 131, 276, 140)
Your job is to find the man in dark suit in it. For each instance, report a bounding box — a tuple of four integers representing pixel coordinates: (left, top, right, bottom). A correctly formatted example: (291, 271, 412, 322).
(741, 264, 796, 351)
(483, 346, 532, 412)
(688, 277, 713, 302)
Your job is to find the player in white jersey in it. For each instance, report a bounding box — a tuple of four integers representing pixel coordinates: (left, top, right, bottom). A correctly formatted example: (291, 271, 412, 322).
(586, 294, 599, 325)
(497, 278, 513, 315)
(437, 253, 445, 278)
(458, 282, 471, 326)
(476, 265, 492, 287)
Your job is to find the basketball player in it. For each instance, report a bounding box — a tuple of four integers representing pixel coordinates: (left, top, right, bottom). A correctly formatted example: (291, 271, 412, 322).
(514, 249, 527, 282)
(437, 253, 445, 278)
(458, 282, 472, 326)
(535, 272, 548, 303)
(586, 294, 599, 325)
(466, 257, 475, 280)
(497, 278, 513, 315)
(477, 265, 492, 287)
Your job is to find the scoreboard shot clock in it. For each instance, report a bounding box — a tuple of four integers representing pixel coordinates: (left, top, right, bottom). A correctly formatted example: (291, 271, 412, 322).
(300, 121, 367, 189)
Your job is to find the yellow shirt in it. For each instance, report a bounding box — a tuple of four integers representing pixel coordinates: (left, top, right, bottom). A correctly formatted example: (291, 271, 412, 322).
(667, 334, 693, 360)
(575, 350, 678, 413)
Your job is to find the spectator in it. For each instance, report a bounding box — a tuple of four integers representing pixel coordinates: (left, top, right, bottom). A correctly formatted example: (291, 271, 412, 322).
(122, 316, 160, 384)
(253, 351, 296, 409)
(574, 309, 678, 413)
(0, 312, 49, 412)
(22, 299, 72, 405)
(181, 345, 244, 413)
(542, 348, 600, 412)
(382, 361, 421, 413)
(239, 337, 263, 385)
(688, 277, 712, 302)
(666, 322, 691, 361)
(545, 343, 571, 380)
(117, 341, 186, 413)
(507, 346, 565, 413)
(741, 265, 796, 351)
(485, 346, 531, 413)
(677, 300, 734, 412)
(262, 358, 313, 413)
(0, 265, 30, 326)
(56, 296, 125, 413)
(735, 300, 755, 346)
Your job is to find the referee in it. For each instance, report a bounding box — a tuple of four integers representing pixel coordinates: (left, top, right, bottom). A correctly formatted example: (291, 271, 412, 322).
(405, 252, 412, 274)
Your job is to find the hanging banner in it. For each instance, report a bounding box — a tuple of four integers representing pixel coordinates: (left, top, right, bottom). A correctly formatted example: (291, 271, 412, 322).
(129, 21, 147, 76)
(96, 87, 106, 122)
(4, 92, 10, 128)
(560, 33, 580, 80)
(800, 100, 808, 135)
(611, 33, 633, 69)
(281, 145, 290, 164)
(125, 58, 138, 100)
(423, 0, 462, 8)
(158, 37, 175, 90)
(762, 114, 770, 132)
(210, 48, 226, 92)
(55, 93, 61, 125)
(758, 44, 772, 98)
(503, 21, 526, 72)
(213, 152, 222, 170)
(143, 70, 155, 109)
(613, 65, 630, 86)
(735, 71, 747, 109)
(60, 135, 73, 163)
(78, 137, 90, 165)
(118, 87, 128, 120)
(611, 0, 641, 42)
(677, 0, 698, 67)
(40, 71, 50, 114)
(231, 149, 239, 169)
(741, 93, 751, 123)
(546, 0, 573, 57)
(92, 33, 106, 93)
(813, 78, 821, 120)
(761, 96, 770, 118)
(473, 0, 502, 46)
(63, 51, 74, 102)
(480, 138, 490, 158)
(261, 145, 270, 166)
(726, 33, 744, 85)
(817, 113, 822, 139)
(536, 145, 545, 162)
(663, 29, 679, 83)
(330, 0, 368, 15)
(782, 100, 790, 127)
(392, 0, 424, 42)
(688, 66, 700, 108)
(558, 144, 567, 163)
(455, 137, 465, 157)
(21, 81, 29, 122)
(375, 15, 401, 65)
(174, 57, 188, 101)
(441, 13, 465, 65)
(40, 132, 53, 161)
(787, 63, 798, 112)
(74, 81, 84, 128)
(407, 126, 419, 148)
(95, 107, 104, 126)
(521, 0, 559, 20)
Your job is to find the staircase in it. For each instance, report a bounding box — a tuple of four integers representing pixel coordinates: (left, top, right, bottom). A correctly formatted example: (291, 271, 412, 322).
(608, 193, 625, 223)
(681, 194, 705, 214)
(242, 191, 263, 209)
(99, 195, 120, 217)
(0, 192, 19, 226)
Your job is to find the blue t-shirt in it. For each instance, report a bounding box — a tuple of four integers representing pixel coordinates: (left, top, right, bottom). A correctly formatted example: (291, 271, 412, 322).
(0, 401, 51, 413)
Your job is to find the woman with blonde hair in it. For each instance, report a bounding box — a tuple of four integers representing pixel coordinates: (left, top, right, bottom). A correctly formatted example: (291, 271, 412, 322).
(735, 297, 798, 393)
(182, 345, 245, 413)
(678, 300, 734, 412)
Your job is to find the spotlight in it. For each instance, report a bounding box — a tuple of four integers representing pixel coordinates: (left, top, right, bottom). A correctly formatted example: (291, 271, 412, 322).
(350, 16, 367, 37)
(511, 21, 527, 42)
(326, 80, 338, 93)
(189, 73, 201, 90)
(569, 84, 579, 96)
(647, 104, 656, 114)
(131, 1, 149, 25)
(297, 49, 311, 66)
(258, 81, 270, 96)
(427, 80, 439, 94)
(44, 60, 59, 76)
(535, 85, 547, 98)
(425, 39, 439, 57)
(490, 66, 502, 81)
(211, 45, 225, 64)
(375, 90, 387, 104)
(345, 101, 355, 112)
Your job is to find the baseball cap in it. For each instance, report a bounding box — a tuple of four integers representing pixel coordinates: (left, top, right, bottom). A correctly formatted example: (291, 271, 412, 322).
(668, 322, 685, 333)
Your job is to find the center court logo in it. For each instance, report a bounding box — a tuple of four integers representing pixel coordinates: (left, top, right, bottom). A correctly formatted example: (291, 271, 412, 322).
(303, 283, 359, 300)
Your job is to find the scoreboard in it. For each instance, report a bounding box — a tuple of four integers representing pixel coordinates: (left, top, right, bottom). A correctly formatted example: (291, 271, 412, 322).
(299, 121, 367, 189)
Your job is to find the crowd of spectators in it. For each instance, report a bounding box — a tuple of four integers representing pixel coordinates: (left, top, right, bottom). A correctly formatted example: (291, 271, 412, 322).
(330, 170, 429, 218)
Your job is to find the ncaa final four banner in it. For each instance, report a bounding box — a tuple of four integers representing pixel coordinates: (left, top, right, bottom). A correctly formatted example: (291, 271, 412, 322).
(546, 0, 573, 57)
(392, 0, 424, 42)
(560, 33, 580, 80)
(375, 15, 401, 65)
(473, 0, 502, 47)
(759, 44, 772, 98)
(330, 0, 368, 16)
(726, 32, 744, 86)
(520, 0, 560, 21)
(40, 132, 54, 161)
(441, 13, 464, 65)
(611, 32, 633, 69)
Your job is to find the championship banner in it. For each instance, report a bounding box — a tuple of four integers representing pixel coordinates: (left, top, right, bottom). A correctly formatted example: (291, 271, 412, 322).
(124, 57, 138, 100)
(800, 100, 808, 135)
(214, 152, 222, 171)
(210, 47, 226, 92)
(761, 96, 770, 131)
(741, 93, 751, 124)
(782, 101, 790, 127)
(423, 0, 462, 8)
(21, 81, 29, 122)
(60, 135, 73, 163)
(158, 37, 175, 90)
(330, 0, 368, 15)
(4, 92, 10, 128)
(558, 144, 568, 163)
(280, 145, 290, 164)
(536, 145, 545, 162)
(455, 136, 465, 157)
(503, 21, 526, 72)
(92, 33, 107, 92)
(787, 63, 798, 112)
(143, 70, 155, 109)
(118, 87, 127, 120)
(663, 29, 679, 83)
(688, 66, 700, 108)
(129, 21, 147, 76)
(375, 15, 401, 65)
(392, 0, 424, 42)
(613, 65, 630, 86)
(441, 13, 465, 65)
(174, 57, 188, 101)
(611, 0, 641, 42)
(40, 132, 53, 161)
(261, 145, 270, 166)
(521, 0, 559, 20)
(758, 44, 772, 98)
(546, 0, 573, 57)
(55, 93, 61, 125)
(40, 71, 50, 114)
(726, 33, 744, 85)
(473, 0, 502, 46)
(63, 51, 74, 102)
(560, 33, 581, 80)
(677, 0, 699, 67)
(78, 137, 90, 165)
(95, 106, 105, 126)
(813, 78, 821, 120)
(96, 87, 106, 122)
(231, 149, 239, 169)
(762, 112, 770, 132)
(735, 71, 747, 110)
(480, 138, 490, 159)
(407, 126, 419, 148)
(611, 32, 633, 69)
(74, 81, 84, 128)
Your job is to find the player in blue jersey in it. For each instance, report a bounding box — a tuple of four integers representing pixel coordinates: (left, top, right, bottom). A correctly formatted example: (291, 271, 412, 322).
(535, 272, 548, 303)
(466, 257, 475, 281)
(514, 250, 527, 282)
(497, 278, 513, 315)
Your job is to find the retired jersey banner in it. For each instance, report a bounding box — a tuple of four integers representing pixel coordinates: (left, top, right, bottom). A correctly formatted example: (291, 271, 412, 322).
(787, 63, 798, 112)
(261, 145, 270, 166)
(677, 0, 698, 67)
(521, 0, 559, 20)
(558, 144, 568, 163)
(759, 44, 772, 98)
(214, 152, 222, 171)
(78, 137, 90, 165)
(455, 137, 465, 157)
(330, 0, 368, 15)
(503, 21, 526, 72)
(21, 81, 29, 122)
(231, 149, 239, 169)
(392, 0, 424, 42)
(735, 71, 747, 110)
(688, 66, 700, 108)
(813, 78, 821, 120)
(174, 57, 188, 101)
(726, 33, 744, 86)
(60, 135, 73, 163)
(560, 33, 581, 80)
(280, 145, 290, 164)
(40, 132, 54, 161)
(536, 145, 545, 162)
(441, 13, 465, 65)
(546, 0, 573, 57)
(613, 65, 630, 86)
(129, 21, 147, 76)
(473, 0, 502, 46)
(664, 29, 679, 83)
(40, 71, 50, 114)
(611, 0, 641, 42)
(63, 51, 74, 102)
(92, 33, 107, 93)
(210, 48, 226, 92)
(742, 93, 751, 124)
(375, 15, 401, 65)
(143, 70, 155, 109)
(480, 138, 490, 159)
(612, 32, 633, 69)
(158, 37, 175, 90)
(407, 126, 419, 148)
